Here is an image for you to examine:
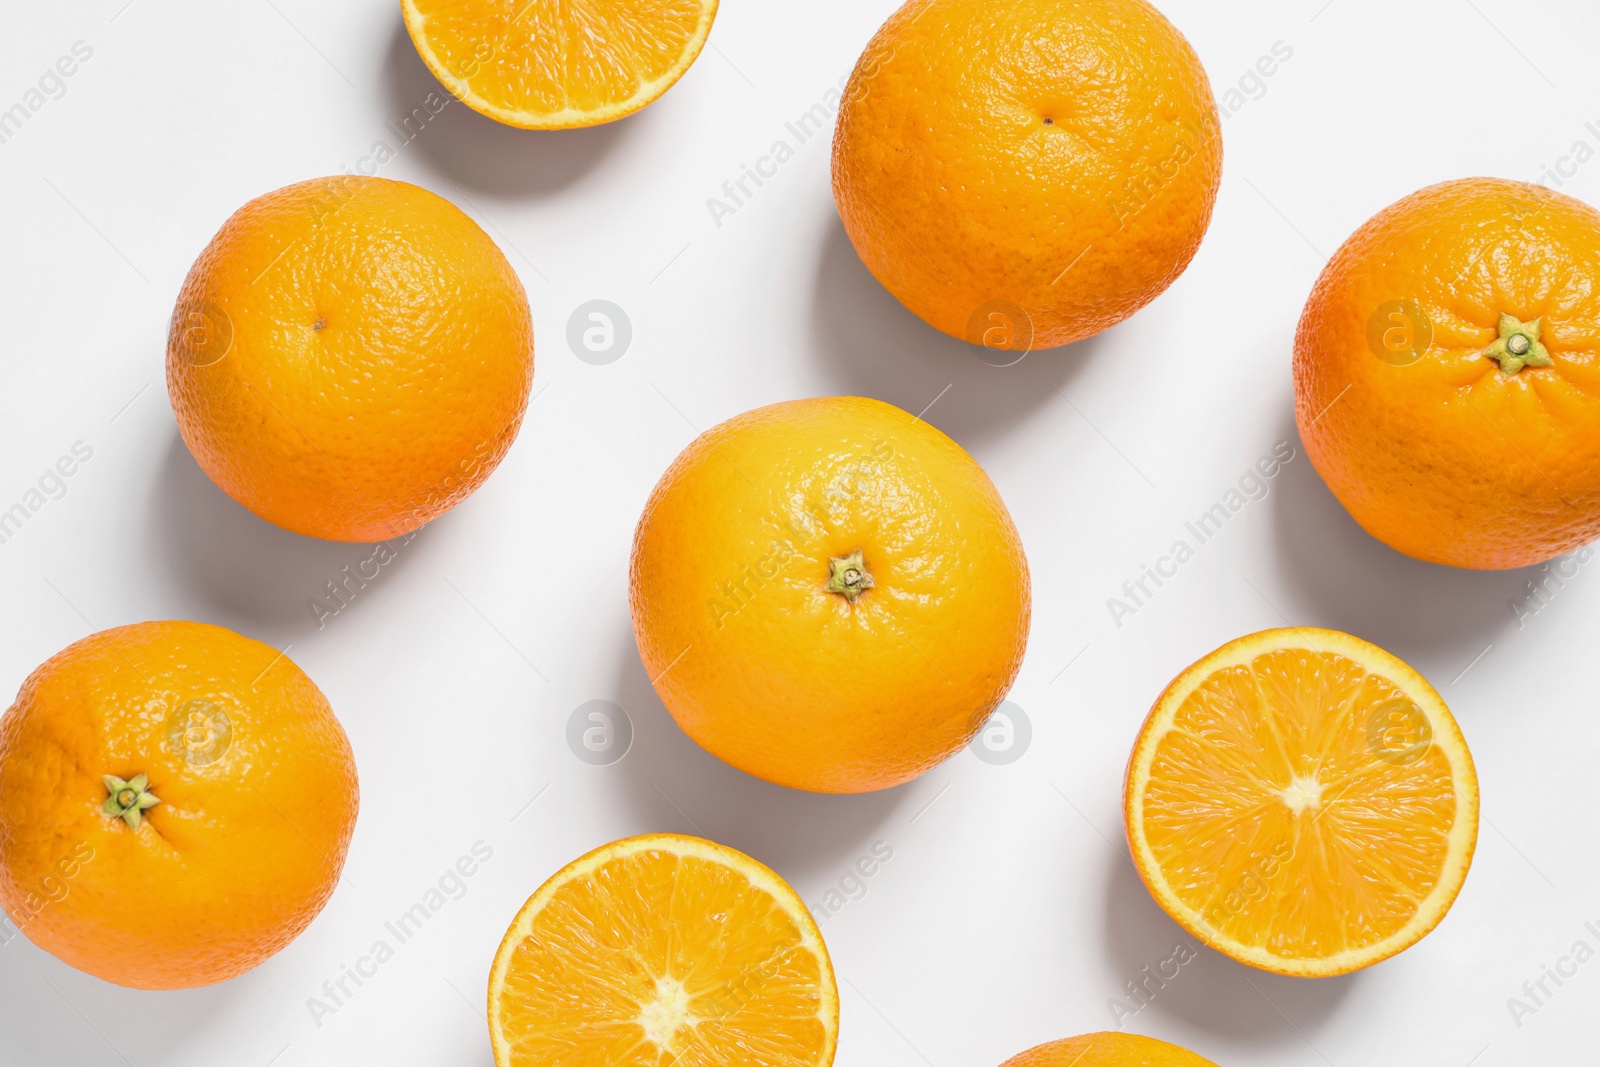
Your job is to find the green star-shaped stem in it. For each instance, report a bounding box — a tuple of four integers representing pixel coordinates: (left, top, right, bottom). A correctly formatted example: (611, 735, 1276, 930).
(1483, 313, 1553, 375)
(825, 548, 875, 604)
(101, 773, 160, 830)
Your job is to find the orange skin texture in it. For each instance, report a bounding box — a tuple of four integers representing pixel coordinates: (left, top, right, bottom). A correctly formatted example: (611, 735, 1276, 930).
(999, 1033, 1218, 1067)
(1295, 178, 1600, 569)
(629, 397, 1030, 794)
(832, 0, 1222, 350)
(167, 176, 534, 543)
(0, 622, 358, 990)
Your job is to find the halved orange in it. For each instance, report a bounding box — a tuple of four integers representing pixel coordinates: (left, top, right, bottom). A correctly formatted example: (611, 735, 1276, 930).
(1124, 628, 1479, 977)
(1000, 1032, 1218, 1067)
(402, 0, 720, 130)
(487, 833, 838, 1067)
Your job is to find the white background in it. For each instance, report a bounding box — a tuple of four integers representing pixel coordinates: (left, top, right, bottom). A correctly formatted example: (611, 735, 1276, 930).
(0, 0, 1596, 1064)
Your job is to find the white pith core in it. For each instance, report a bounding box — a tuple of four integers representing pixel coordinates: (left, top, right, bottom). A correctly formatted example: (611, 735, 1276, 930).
(1279, 775, 1326, 814)
(638, 975, 694, 1048)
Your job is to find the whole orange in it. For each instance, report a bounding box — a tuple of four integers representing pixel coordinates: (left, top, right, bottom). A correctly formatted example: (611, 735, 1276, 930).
(167, 176, 534, 542)
(999, 1033, 1218, 1067)
(0, 621, 359, 989)
(629, 396, 1030, 794)
(832, 0, 1221, 351)
(1295, 178, 1600, 569)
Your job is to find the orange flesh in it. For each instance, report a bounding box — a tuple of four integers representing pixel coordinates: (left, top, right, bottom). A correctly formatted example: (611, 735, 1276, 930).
(491, 841, 834, 1067)
(405, 0, 716, 127)
(1138, 645, 1468, 967)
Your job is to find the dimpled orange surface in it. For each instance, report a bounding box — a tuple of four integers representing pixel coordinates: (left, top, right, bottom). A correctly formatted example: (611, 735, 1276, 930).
(167, 175, 533, 542)
(402, 0, 719, 129)
(1295, 178, 1600, 569)
(0, 621, 358, 990)
(629, 397, 1030, 793)
(488, 834, 837, 1067)
(999, 1032, 1219, 1067)
(1125, 629, 1478, 977)
(832, 0, 1222, 350)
